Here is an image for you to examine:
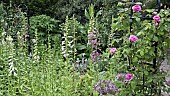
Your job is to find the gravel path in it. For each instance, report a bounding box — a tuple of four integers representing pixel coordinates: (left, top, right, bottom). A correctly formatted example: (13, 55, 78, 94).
(160, 59, 170, 96)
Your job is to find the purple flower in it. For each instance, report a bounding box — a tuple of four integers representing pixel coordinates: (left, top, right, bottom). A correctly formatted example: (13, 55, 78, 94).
(125, 73, 133, 81)
(91, 50, 102, 63)
(110, 48, 117, 54)
(132, 5, 141, 12)
(129, 35, 138, 42)
(153, 15, 160, 22)
(153, 22, 159, 27)
(167, 78, 170, 86)
(94, 80, 119, 95)
(88, 33, 93, 38)
(91, 54, 96, 59)
(92, 59, 95, 63)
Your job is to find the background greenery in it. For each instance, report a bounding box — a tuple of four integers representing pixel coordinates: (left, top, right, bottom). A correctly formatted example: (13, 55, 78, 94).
(0, 0, 170, 96)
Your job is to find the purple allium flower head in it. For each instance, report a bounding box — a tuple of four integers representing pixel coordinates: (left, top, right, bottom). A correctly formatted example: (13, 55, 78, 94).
(94, 80, 119, 95)
(125, 73, 133, 81)
(167, 78, 170, 86)
(132, 5, 141, 12)
(153, 15, 160, 22)
(129, 35, 138, 42)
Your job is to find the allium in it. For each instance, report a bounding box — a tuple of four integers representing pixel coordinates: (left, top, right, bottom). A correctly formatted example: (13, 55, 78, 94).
(125, 73, 133, 81)
(132, 5, 141, 12)
(94, 80, 119, 95)
(129, 35, 138, 42)
(110, 48, 117, 54)
(167, 78, 170, 86)
(153, 15, 160, 22)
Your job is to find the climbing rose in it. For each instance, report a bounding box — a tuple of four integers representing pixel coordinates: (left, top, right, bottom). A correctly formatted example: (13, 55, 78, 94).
(125, 73, 133, 81)
(153, 15, 160, 22)
(153, 22, 159, 27)
(132, 5, 141, 12)
(110, 48, 117, 54)
(167, 78, 170, 86)
(129, 35, 138, 42)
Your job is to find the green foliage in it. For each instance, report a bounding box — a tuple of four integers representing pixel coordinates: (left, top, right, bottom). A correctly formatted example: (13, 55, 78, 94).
(30, 15, 60, 47)
(0, 1, 170, 96)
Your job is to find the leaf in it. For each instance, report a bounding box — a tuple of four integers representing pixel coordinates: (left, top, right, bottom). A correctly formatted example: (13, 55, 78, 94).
(144, 70, 148, 75)
(131, 81, 137, 89)
(85, 9, 90, 19)
(136, 17, 140, 22)
(89, 4, 94, 18)
(137, 31, 144, 36)
(96, 10, 102, 17)
(140, 50, 144, 56)
(153, 36, 158, 42)
(76, 44, 86, 50)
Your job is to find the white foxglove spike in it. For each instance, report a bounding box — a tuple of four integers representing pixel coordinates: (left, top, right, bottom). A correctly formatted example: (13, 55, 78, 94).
(62, 50, 66, 54)
(62, 41, 65, 45)
(68, 50, 73, 53)
(68, 36, 73, 38)
(61, 46, 65, 51)
(68, 40, 74, 44)
(70, 45, 74, 48)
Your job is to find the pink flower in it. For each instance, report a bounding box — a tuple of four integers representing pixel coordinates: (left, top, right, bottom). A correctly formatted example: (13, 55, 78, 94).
(92, 59, 95, 63)
(129, 35, 138, 42)
(125, 73, 133, 81)
(167, 79, 170, 86)
(88, 33, 93, 38)
(92, 39, 97, 44)
(110, 48, 117, 54)
(153, 15, 160, 22)
(153, 22, 159, 27)
(132, 5, 141, 12)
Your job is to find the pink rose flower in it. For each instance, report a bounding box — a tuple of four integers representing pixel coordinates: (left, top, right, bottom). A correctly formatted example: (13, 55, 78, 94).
(153, 15, 160, 22)
(125, 73, 133, 81)
(129, 35, 138, 42)
(110, 48, 117, 54)
(153, 22, 159, 27)
(167, 78, 170, 86)
(132, 5, 141, 12)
